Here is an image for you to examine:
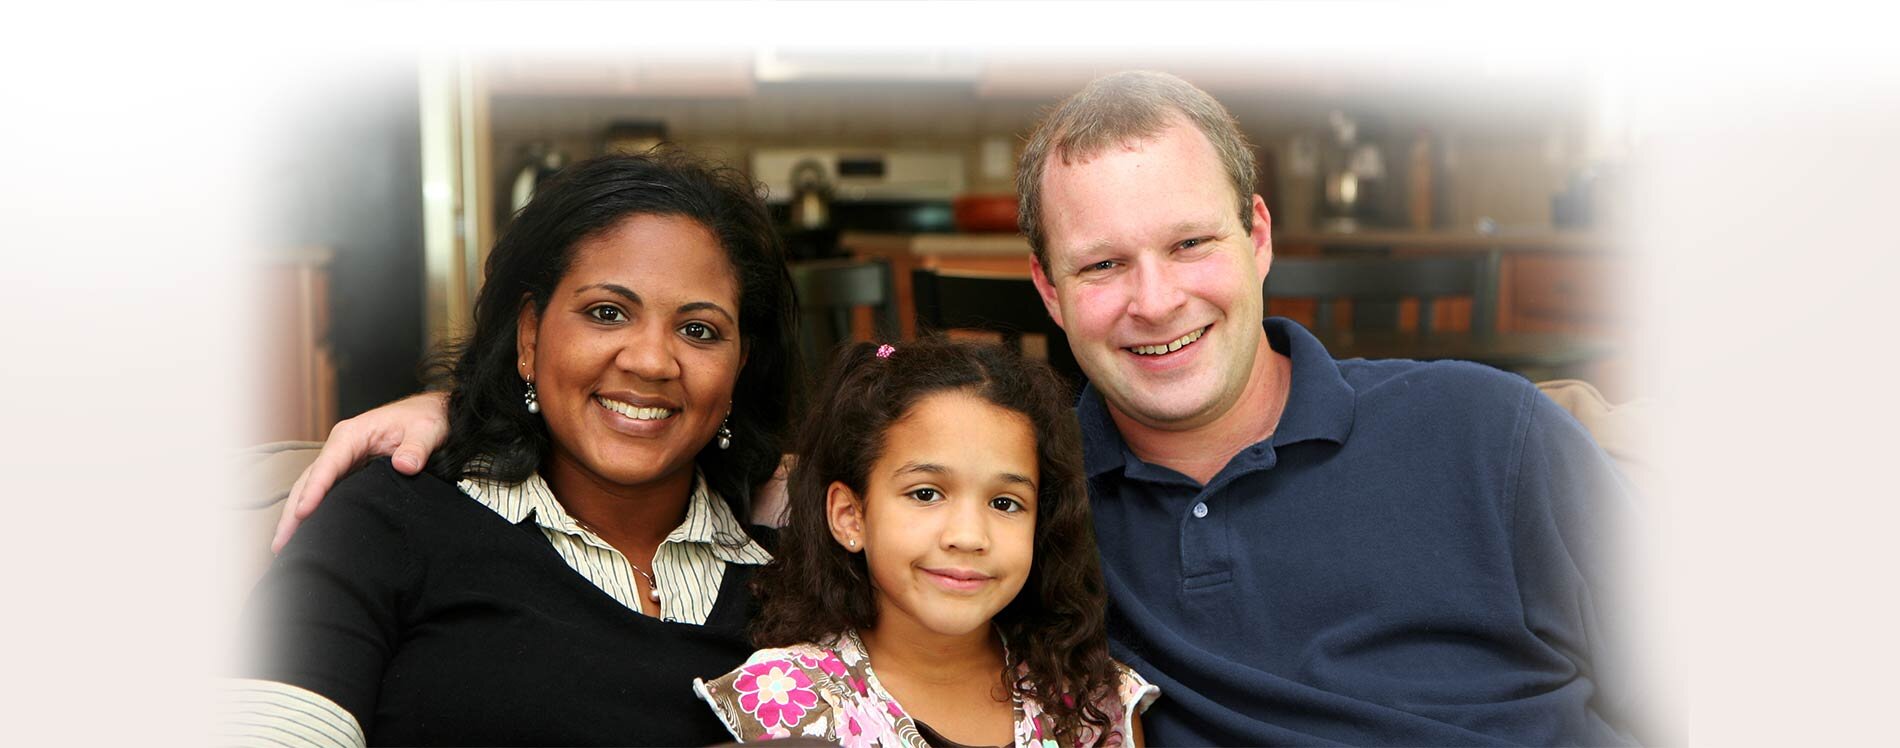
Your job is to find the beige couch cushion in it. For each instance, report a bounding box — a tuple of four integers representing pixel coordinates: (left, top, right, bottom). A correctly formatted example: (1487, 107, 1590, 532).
(1535, 379, 1657, 498)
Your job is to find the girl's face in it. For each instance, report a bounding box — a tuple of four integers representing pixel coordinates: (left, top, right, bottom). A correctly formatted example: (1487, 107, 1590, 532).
(829, 390, 1039, 640)
(518, 213, 745, 494)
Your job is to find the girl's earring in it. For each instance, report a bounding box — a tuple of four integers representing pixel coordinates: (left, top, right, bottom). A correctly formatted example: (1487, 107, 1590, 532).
(523, 379, 540, 414)
(846, 538, 857, 549)
(716, 415, 734, 450)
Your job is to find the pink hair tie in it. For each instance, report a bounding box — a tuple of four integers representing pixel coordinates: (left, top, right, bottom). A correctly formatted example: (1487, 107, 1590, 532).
(875, 344, 896, 359)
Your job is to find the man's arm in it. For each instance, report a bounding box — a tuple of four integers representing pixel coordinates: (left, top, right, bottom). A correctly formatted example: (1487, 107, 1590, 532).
(1513, 386, 1669, 744)
(271, 391, 450, 552)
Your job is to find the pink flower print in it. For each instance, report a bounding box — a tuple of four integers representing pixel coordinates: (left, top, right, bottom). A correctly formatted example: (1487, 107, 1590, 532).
(732, 660, 819, 730)
(847, 675, 869, 697)
(794, 651, 848, 679)
(835, 697, 898, 748)
(816, 651, 849, 679)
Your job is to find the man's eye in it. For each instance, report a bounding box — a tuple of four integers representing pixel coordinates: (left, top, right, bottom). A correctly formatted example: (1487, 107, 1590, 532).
(1081, 260, 1118, 274)
(906, 488, 943, 503)
(989, 496, 1026, 513)
(680, 321, 718, 341)
(588, 305, 626, 323)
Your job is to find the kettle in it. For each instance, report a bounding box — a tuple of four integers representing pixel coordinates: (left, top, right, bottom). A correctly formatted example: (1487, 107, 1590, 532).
(788, 159, 833, 230)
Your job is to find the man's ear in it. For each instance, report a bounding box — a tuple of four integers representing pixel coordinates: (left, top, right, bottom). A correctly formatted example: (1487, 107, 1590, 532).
(825, 481, 865, 552)
(516, 294, 540, 380)
(1249, 193, 1273, 283)
(1029, 255, 1066, 331)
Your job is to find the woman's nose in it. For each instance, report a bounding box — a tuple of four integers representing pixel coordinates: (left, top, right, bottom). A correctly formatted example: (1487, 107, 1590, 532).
(614, 324, 682, 380)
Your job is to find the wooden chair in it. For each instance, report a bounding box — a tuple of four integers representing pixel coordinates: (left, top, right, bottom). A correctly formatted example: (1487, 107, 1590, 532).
(1265, 254, 1500, 335)
(789, 258, 900, 378)
(909, 268, 1086, 394)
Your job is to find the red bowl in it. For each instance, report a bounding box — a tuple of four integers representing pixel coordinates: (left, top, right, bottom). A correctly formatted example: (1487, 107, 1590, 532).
(952, 194, 1020, 233)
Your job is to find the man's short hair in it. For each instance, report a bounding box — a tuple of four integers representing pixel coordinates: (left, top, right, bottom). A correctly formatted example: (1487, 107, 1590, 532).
(1016, 70, 1258, 268)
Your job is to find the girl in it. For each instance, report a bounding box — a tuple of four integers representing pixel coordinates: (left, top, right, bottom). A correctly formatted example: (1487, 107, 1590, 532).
(696, 339, 1157, 748)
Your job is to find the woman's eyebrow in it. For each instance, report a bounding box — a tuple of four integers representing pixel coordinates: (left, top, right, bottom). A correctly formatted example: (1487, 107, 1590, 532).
(678, 301, 736, 324)
(575, 283, 643, 305)
(574, 285, 735, 324)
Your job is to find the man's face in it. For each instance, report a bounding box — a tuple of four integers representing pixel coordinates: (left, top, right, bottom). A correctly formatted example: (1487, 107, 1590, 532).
(1029, 119, 1272, 432)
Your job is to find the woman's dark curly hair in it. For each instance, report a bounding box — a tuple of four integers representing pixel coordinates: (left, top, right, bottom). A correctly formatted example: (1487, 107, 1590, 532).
(423, 149, 800, 520)
(751, 338, 1118, 746)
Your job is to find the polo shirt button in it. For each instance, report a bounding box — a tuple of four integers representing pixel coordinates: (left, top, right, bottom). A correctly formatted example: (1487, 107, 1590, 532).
(1192, 502, 1209, 518)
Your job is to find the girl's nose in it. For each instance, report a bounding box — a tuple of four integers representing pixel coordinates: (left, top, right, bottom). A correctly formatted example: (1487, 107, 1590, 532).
(939, 499, 990, 553)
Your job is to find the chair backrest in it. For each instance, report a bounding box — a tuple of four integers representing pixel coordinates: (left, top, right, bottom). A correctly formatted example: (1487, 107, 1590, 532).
(909, 268, 1086, 392)
(1265, 254, 1498, 334)
(790, 259, 899, 376)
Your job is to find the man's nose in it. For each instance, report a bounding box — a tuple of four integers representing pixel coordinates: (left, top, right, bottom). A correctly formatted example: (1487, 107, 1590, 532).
(1125, 258, 1186, 322)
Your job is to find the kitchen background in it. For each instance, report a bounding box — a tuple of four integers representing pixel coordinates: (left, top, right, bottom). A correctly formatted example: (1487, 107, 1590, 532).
(255, 45, 1642, 444)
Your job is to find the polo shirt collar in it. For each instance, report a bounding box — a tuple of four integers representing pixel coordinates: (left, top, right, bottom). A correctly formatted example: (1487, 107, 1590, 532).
(1077, 317, 1356, 478)
(459, 466, 772, 566)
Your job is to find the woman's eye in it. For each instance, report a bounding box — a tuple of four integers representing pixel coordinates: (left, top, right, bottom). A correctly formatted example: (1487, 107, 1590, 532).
(989, 496, 1026, 513)
(906, 488, 942, 504)
(680, 321, 718, 341)
(588, 305, 626, 323)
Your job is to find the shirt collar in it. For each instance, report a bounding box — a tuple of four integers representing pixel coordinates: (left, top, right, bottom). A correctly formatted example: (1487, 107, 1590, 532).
(459, 467, 773, 566)
(1077, 317, 1357, 478)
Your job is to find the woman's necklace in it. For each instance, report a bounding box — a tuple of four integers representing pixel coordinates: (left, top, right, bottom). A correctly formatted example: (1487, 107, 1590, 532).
(571, 515, 663, 604)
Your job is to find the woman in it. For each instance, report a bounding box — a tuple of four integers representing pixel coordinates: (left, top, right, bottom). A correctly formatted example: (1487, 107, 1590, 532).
(232, 150, 800, 746)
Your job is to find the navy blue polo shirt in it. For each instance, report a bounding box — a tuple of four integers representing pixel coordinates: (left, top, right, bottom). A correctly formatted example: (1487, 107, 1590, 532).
(1082, 318, 1639, 746)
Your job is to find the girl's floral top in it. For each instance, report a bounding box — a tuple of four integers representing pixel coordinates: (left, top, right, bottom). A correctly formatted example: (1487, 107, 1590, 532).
(694, 630, 1159, 748)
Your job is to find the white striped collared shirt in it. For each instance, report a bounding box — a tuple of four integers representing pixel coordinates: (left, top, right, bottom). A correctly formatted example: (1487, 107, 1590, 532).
(458, 468, 773, 624)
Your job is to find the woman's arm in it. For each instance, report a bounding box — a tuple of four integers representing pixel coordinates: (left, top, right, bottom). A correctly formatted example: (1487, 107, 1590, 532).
(242, 464, 422, 737)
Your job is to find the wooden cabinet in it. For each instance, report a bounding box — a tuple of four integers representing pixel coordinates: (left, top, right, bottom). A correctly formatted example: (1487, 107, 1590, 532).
(1499, 252, 1626, 334)
(253, 248, 337, 443)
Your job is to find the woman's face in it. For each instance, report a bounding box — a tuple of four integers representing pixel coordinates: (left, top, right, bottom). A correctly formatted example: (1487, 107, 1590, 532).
(518, 213, 745, 493)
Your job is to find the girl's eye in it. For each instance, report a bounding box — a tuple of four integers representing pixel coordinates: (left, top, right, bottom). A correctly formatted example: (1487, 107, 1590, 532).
(905, 488, 943, 504)
(588, 305, 626, 323)
(680, 321, 718, 341)
(989, 496, 1026, 514)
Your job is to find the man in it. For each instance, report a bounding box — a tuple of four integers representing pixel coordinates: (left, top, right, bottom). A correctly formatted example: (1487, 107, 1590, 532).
(277, 71, 1643, 745)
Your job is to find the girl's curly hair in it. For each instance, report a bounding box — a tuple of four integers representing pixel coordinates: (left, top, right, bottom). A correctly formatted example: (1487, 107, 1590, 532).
(751, 338, 1118, 746)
